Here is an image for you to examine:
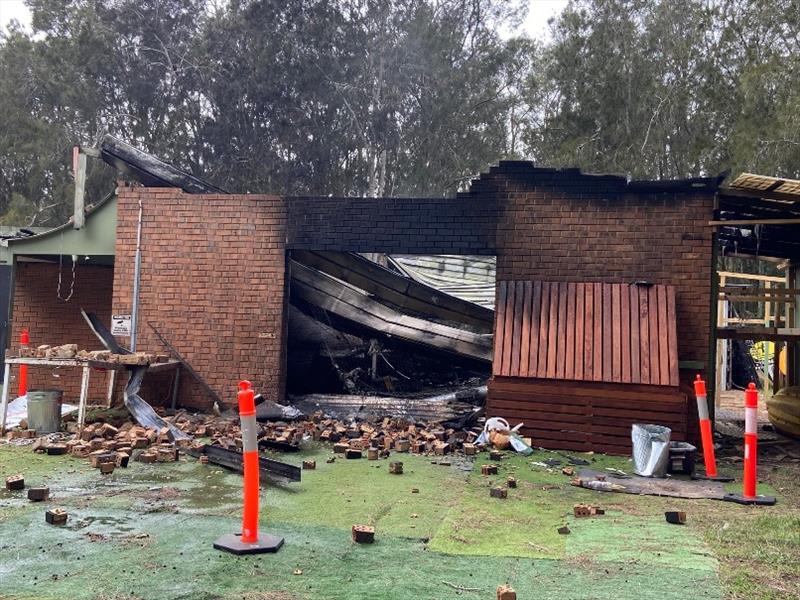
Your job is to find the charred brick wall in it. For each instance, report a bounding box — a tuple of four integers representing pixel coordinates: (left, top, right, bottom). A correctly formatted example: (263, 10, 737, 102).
(285, 195, 497, 254)
(112, 187, 287, 410)
(10, 262, 114, 402)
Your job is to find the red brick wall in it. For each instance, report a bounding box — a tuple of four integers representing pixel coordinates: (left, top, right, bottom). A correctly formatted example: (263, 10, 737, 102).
(478, 165, 716, 444)
(112, 187, 287, 410)
(10, 262, 114, 402)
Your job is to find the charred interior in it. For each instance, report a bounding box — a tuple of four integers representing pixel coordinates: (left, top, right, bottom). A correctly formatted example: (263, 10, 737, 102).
(286, 251, 495, 415)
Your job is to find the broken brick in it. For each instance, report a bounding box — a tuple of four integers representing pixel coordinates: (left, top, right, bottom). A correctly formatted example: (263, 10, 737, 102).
(481, 464, 498, 476)
(99, 462, 115, 475)
(28, 487, 50, 502)
(46, 444, 68, 456)
(89, 451, 116, 468)
(496, 584, 516, 600)
(489, 450, 504, 461)
(507, 476, 517, 488)
(45, 508, 68, 525)
(557, 525, 570, 535)
(351, 524, 375, 544)
(490, 487, 508, 499)
(333, 442, 350, 454)
(302, 460, 316, 470)
(345, 448, 363, 459)
(5, 474, 24, 491)
(389, 462, 403, 475)
(665, 511, 686, 525)
(463, 443, 477, 456)
(138, 451, 158, 464)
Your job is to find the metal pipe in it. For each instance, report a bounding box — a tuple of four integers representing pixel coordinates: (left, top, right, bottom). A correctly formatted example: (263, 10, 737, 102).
(130, 197, 143, 351)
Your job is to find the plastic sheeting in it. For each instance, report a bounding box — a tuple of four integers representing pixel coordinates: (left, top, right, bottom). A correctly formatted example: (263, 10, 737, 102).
(3, 394, 78, 430)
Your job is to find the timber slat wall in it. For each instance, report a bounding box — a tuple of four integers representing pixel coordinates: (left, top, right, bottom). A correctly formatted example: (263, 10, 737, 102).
(494, 281, 679, 386)
(489, 279, 686, 454)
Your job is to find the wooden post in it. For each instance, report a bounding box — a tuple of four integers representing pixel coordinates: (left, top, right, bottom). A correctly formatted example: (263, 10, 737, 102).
(73, 147, 86, 230)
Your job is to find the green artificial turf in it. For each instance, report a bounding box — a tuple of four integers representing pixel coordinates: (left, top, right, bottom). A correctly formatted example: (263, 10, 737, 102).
(0, 442, 734, 600)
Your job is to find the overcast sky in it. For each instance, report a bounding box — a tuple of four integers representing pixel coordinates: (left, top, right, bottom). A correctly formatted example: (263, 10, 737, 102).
(1, 0, 568, 39)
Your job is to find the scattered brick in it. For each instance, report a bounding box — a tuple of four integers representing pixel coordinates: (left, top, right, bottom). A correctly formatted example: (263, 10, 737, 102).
(302, 460, 316, 470)
(351, 524, 375, 544)
(46, 444, 68, 456)
(507, 476, 517, 488)
(562, 467, 574, 476)
(345, 448, 362, 459)
(395, 439, 410, 452)
(333, 442, 350, 454)
(497, 584, 516, 600)
(99, 462, 115, 475)
(481, 464, 498, 476)
(45, 508, 68, 525)
(665, 511, 686, 525)
(490, 487, 508, 499)
(489, 450, 504, 461)
(367, 448, 379, 460)
(463, 443, 477, 456)
(557, 525, 570, 535)
(28, 487, 50, 502)
(5, 474, 24, 491)
(389, 462, 403, 475)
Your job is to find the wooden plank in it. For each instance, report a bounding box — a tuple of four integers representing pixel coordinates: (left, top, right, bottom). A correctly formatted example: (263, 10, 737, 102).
(611, 284, 622, 382)
(584, 283, 594, 380)
(593, 283, 603, 382)
(528, 282, 542, 377)
(621, 284, 631, 383)
(666, 287, 677, 387)
(648, 285, 661, 385)
(574, 283, 585, 381)
(488, 398, 589, 416)
(493, 282, 507, 376)
(602, 283, 613, 382)
(489, 379, 686, 403)
(519, 282, 533, 378)
(509, 282, 523, 377)
(565, 283, 576, 380)
(501, 282, 516, 376)
(537, 282, 551, 378)
(546, 282, 559, 378)
(657, 285, 670, 386)
(556, 282, 568, 379)
(639, 286, 651, 384)
(630, 285, 641, 384)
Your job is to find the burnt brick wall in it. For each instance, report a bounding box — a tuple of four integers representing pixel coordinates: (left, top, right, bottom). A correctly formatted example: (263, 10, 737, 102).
(285, 195, 497, 253)
(112, 187, 287, 410)
(10, 262, 114, 402)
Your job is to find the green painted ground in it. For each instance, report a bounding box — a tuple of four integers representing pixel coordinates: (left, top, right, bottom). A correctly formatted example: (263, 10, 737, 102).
(0, 441, 761, 600)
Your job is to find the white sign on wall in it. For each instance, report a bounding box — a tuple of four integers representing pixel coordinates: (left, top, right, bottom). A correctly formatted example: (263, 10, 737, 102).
(111, 314, 132, 337)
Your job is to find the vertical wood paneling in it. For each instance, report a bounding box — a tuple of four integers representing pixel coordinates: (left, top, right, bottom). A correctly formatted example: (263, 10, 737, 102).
(509, 281, 523, 376)
(611, 284, 621, 383)
(564, 283, 576, 379)
(583, 284, 593, 380)
(629, 285, 641, 384)
(528, 281, 542, 377)
(639, 286, 650, 384)
(621, 285, 631, 383)
(667, 287, 679, 387)
(519, 281, 533, 377)
(648, 285, 660, 385)
(546, 282, 559, 378)
(501, 282, 515, 376)
(537, 282, 551, 378)
(493, 280, 678, 387)
(556, 283, 568, 379)
(493, 281, 507, 376)
(602, 283, 613, 382)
